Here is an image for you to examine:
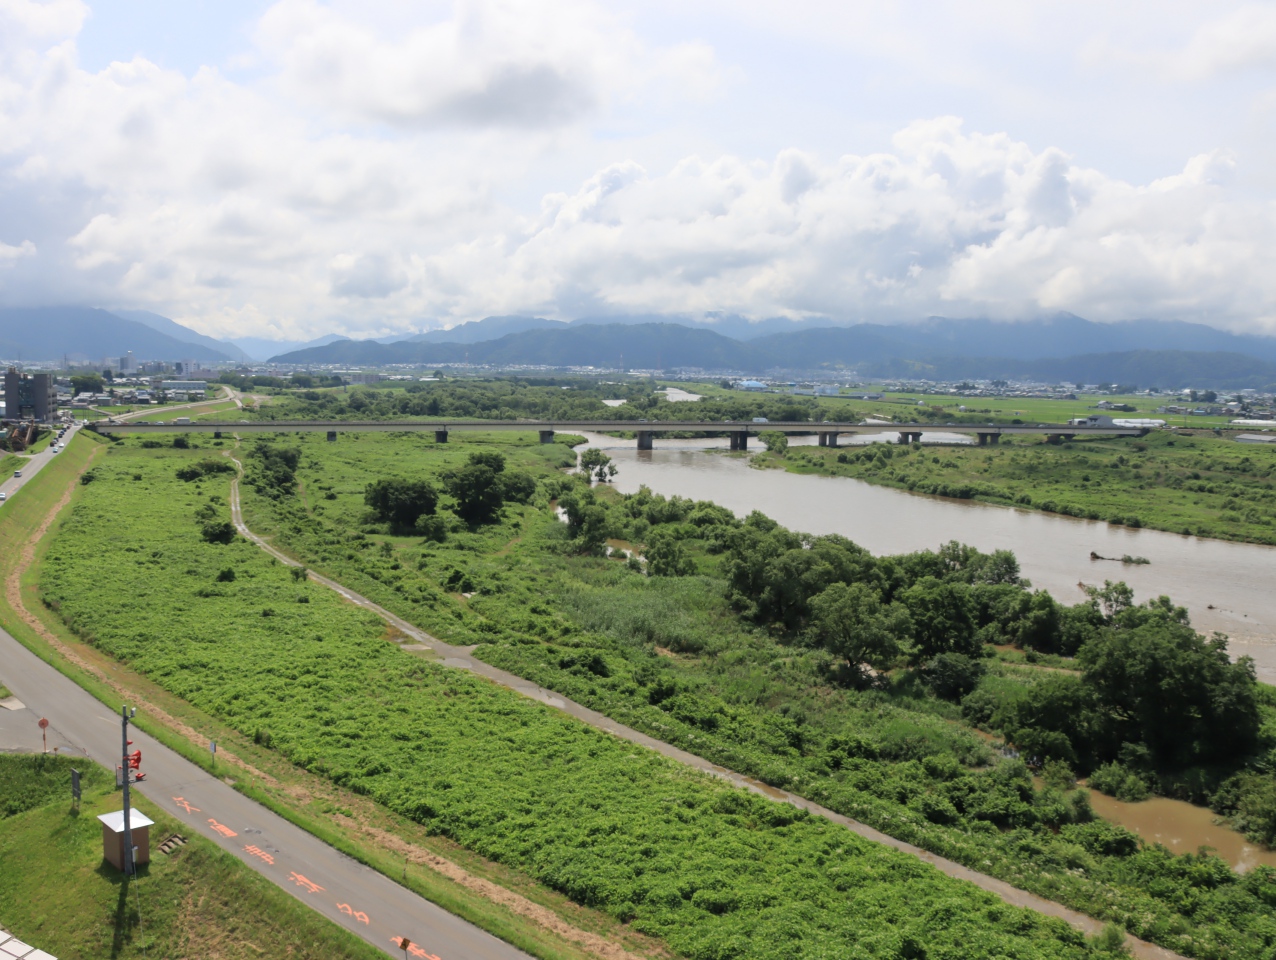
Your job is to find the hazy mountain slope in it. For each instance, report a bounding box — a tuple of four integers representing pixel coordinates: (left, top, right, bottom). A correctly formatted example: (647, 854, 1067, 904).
(272, 322, 755, 368)
(409, 316, 565, 343)
(113, 309, 252, 362)
(869, 351, 1276, 390)
(232, 334, 350, 361)
(0, 306, 236, 363)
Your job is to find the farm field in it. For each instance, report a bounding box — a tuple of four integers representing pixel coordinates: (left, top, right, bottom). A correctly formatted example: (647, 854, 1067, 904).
(762, 428, 1276, 545)
(30, 433, 1130, 960)
(0, 755, 384, 960)
(38, 429, 1276, 959)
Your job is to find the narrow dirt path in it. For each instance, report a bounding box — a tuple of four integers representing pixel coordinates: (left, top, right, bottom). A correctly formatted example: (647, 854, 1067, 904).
(225, 450, 1185, 960)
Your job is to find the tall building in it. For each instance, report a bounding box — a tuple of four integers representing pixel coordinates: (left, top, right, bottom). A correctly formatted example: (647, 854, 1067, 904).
(3, 367, 59, 422)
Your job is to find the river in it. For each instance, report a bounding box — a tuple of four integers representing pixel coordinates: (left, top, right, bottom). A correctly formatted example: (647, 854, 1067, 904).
(579, 433, 1276, 683)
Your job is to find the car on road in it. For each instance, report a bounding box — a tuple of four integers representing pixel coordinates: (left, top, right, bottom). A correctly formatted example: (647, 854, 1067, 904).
(13, 470, 21, 478)
(0, 492, 6, 502)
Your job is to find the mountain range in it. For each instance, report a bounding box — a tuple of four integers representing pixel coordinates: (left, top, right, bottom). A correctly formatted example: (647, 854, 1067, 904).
(3, 306, 1275, 388)
(271, 315, 1276, 389)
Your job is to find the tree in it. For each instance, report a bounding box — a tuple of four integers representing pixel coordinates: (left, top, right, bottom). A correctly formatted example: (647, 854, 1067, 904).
(364, 477, 439, 532)
(580, 448, 618, 483)
(809, 582, 903, 681)
(70, 374, 104, 396)
(201, 521, 236, 544)
(901, 577, 977, 660)
(444, 452, 508, 524)
(1079, 623, 1260, 767)
(758, 431, 788, 455)
(559, 489, 610, 553)
(646, 528, 695, 576)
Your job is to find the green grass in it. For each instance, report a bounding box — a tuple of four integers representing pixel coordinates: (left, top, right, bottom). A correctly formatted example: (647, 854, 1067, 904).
(29, 435, 1114, 960)
(207, 429, 1276, 960)
(0, 755, 384, 960)
(763, 429, 1276, 544)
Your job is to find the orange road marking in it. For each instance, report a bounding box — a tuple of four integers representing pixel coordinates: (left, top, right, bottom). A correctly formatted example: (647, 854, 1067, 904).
(392, 938, 439, 958)
(288, 871, 324, 894)
(244, 844, 275, 865)
(173, 797, 200, 814)
(207, 818, 238, 838)
(337, 903, 371, 924)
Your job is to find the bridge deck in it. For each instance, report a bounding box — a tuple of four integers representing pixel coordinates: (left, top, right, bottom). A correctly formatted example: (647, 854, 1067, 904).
(89, 419, 1145, 437)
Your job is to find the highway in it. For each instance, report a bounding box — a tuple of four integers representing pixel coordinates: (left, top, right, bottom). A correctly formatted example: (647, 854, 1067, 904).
(90, 417, 1147, 441)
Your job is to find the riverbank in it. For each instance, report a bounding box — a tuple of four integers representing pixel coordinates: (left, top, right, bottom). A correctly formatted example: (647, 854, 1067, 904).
(755, 428, 1275, 546)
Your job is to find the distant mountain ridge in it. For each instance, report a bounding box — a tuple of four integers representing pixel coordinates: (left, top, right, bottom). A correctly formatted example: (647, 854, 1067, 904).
(113, 309, 252, 363)
(270, 315, 1276, 388)
(0, 306, 238, 364)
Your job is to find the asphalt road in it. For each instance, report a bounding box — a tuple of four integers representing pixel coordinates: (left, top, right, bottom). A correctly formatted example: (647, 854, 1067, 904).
(0, 435, 531, 960)
(0, 626, 532, 960)
(0, 422, 80, 503)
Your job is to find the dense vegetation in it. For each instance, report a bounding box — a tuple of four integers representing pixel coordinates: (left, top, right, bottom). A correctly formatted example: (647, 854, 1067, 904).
(40, 431, 1276, 959)
(0, 756, 383, 959)
(767, 430, 1276, 545)
(35, 438, 1123, 960)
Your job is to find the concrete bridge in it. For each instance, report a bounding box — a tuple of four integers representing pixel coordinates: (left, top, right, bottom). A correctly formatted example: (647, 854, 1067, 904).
(88, 418, 1148, 448)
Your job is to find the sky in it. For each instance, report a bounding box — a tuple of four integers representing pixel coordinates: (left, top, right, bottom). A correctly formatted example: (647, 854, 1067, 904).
(2, 0, 1276, 341)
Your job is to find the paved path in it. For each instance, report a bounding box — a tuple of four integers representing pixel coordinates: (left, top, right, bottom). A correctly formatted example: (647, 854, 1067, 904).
(228, 455, 1184, 960)
(0, 626, 533, 960)
(0, 447, 532, 960)
(0, 423, 81, 504)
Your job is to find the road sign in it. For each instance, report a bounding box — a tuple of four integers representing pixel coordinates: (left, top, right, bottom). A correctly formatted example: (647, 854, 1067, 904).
(38, 717, 48, 729)
(71, 767, 81, 801)
(38, 717, 48, 753)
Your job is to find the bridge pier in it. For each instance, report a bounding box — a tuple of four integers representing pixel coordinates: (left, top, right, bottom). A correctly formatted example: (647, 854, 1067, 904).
(637, 431, 654, 450)
(326, 431, 337, 442)
(1046, 434, 1063, 445)
(977, 432, 1000, 446)
(728, 432, 749, 451)
(539, 430, 555, 444)
(899, 432, 922, 445)
(818, 432, 840, 447)
(435, 430, 448, 444)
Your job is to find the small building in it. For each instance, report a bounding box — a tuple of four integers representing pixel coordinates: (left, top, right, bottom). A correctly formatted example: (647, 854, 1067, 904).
(1236, 433, 1276, 444)
(98, 809, 154, 871)
(736, 380, 767, 391)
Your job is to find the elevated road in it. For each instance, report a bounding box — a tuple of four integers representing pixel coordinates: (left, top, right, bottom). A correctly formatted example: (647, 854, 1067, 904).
(89, 418, 1147, 449)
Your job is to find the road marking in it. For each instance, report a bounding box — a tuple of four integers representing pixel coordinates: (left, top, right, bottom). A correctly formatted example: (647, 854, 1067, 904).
(244, 844, 276, 865)
(173, 797, 200, 814)
(392, 936, 441, 959)
(207, 818, 238, 837)
(288, 872, 324, 894)
(337, 903, 371, 924)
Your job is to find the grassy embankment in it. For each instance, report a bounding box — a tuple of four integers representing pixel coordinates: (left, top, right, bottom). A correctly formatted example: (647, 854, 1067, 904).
(0, 434, 676, 960)
(0, 755, 384, 960)
(26, 433, 1127, 960)
(755, 428, 1276, 544)
(205, 429, 1276, 960)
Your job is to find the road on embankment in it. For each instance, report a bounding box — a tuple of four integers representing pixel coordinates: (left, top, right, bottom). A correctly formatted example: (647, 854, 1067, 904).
(0, 625, 534, 960)
(0, 422, 81, 503)
(226, 455, 1185, 960)
(0, 444, 532, 960)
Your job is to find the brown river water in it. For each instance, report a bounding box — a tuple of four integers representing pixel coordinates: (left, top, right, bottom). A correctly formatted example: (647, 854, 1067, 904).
(579, 433, 1276, 868)
(579, 432, 1276, 682)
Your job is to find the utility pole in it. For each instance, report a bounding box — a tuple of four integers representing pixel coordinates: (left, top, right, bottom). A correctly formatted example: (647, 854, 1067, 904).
(121, 705, 136, 876)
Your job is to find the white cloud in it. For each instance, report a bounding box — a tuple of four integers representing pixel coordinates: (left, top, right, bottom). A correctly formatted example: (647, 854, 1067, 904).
(0, 0, 1274, 339)
(0, 238, 35, 261)
(254, 0, 723, 129)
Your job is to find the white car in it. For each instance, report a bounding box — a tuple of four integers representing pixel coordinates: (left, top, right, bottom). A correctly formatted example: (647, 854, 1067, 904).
(0, 492, 6, 502)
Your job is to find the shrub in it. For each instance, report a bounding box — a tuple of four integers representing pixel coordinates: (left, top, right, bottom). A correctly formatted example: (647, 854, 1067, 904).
(201, 521, 236, 544)
(922, 653, 986, 701)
